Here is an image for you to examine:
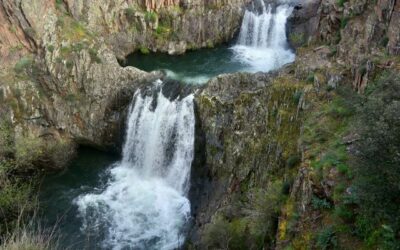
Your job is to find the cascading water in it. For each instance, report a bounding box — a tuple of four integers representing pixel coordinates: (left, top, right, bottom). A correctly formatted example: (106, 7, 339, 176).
(40, 2, 298, 249)
(75, 82, 195, 250)
(231, 0, 295, 72)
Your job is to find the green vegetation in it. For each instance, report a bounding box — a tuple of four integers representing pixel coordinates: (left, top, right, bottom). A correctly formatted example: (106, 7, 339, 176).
(289, 32, 305, 47)
(296, 71, 400, 249)
(203, 181, 287, 249)
(340, 17, 348, 29)
(0, 213, 58, 250)
(336, 0, 347, 7)
(352, 72, 400, 248)
(316, 227, 337, 250)
(155, 25, 171, 39)
(125, 7, 136, 22)
(88, 48, 102, 64)
(139, 46, 150, 54)
(14, 57, 34, 74)
(286, 155, 301, 169)
(145, 11, 158, 23)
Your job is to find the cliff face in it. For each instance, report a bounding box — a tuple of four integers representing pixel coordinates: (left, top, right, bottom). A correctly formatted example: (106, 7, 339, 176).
(190, 71, 309, 249)
(63, 0, 250, 56)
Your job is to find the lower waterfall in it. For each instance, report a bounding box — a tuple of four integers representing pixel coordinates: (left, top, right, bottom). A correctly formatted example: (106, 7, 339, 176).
(75, 83, 195, 250)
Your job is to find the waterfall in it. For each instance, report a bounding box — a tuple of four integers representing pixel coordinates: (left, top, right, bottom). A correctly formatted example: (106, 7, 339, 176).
(231, 0, 295, 72)
(75, 82, 195, 250)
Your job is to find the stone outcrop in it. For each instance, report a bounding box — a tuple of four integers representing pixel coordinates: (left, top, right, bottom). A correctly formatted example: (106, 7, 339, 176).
(62, 0, 251, 57)
(190, 70, 309, 248)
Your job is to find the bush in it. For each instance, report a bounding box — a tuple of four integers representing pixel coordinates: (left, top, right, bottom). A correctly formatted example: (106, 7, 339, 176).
(286, 155, 301, 169)
(0, 120, 14, 157)
(14, 57, 33, 74)
(88, 48, 102, 64)
(14, 136, 44, 169)
(316, 227, 337, 250)
(293, 91, 304, 105)
(125, 7, 135, 22)
(144, 11, 157, 23)
(336, 0, 347, 7)
(139, 46, 150, 54)
(202, 182, 286, 249)
(353, 72, 400, 246)
(312, 196, 332, 210)
(0, 181, 33, 219)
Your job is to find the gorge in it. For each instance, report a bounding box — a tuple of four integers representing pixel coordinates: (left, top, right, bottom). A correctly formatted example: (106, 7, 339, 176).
(40, 1, 296, 249)
(1, 0, 400, 249)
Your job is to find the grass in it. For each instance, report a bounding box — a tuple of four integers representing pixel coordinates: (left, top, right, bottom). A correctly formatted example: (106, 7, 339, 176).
(0, 210, 59, 250)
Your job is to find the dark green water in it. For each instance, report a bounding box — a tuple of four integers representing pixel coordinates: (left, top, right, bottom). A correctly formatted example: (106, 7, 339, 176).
(123, 46, 249, 84)
(39, 148, 118, 249)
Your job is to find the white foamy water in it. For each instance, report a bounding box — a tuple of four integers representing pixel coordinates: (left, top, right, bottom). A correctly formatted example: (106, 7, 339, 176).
(231, 0, 295, 72)
(75, 83, 195, 250)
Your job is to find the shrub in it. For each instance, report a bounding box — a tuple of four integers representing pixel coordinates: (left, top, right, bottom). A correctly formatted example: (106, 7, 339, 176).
(139, 46, 150, 54)
(293, 91, 304, 105)
(312, 196, 332, 210)
(202, 182, 286, 249)
(203, 216, 235, 250)
(340, 18, 348, 29)
(306, 73, 315, 83)
(289, 33, 305, 46)
(337, 0, 347, 7)
(125, 7, 135, 22)
(352, 72, 400, 246)
(14, 57, 33, 74)
(316, 227, 337, 250)
(144, 11, 157, 23)
(14, 136, 44, 169)
(0, 181, 33, 218)
(88, 48, 102, 64)
(0, 120, 14, 157)
(334, 205, 353, 222)
(286, 155, 301, 169)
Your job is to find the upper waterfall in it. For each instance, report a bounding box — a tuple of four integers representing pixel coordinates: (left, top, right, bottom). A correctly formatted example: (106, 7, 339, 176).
(124, 1, 296, 85)
(231, 0, 295, 72)
(75, 82, 195, 250)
